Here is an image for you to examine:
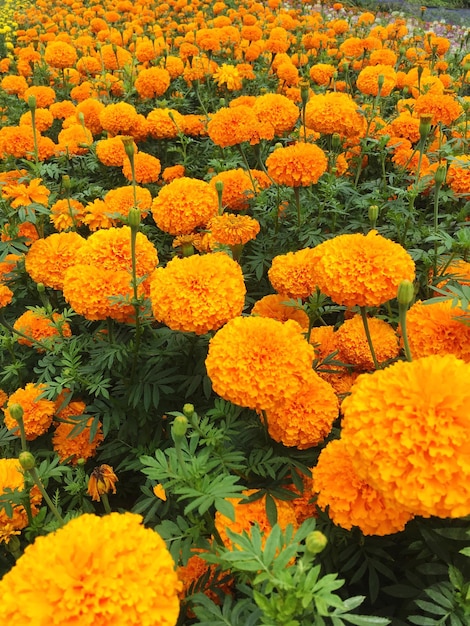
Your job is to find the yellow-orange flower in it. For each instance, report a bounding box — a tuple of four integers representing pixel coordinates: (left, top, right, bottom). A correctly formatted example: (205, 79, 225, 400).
(104, 186, 152, 220)
(207, 105, 274, 147)
(147, 108, 184, 140)
(341, 355, 470, 518)
(356, 65, 397, 97)
(2, 178, 50, 208)
(309, 231, 415, 307)
(413, 93, 463, 127)
(252, 293, 309, 331)
(151, 177, 218, 235)
(50, 198, 86, 231)
(53, 410, 103, 465)
(0, 458, 42, 544)
(135, 67, 171, 99)
(252, 93, 299, 136)
(206, 316, 315, 411)
(4, 383, 55, 440)
(312, 439, 413, 535)
(0, 285, 14, 308)
(25, 232, 86, 290)
(87, 464, 118, 501)
(268, 248, 318, 300)
(44, 41, 77, 69)
(149, 252, 246, 335)
(122, 152, 161, 184)
(266, 143, 328, 187)
(305, 92, 366, 138)
(209, 213, 260, 246)
(99, 102, 139, 136)
(447, 155, 470, 196)
(13, 309, 72, 348)
(335, 314, 399, 370)
(0, 512, 181, 626)
(96, 136, 137, 167)
(209, 169, 254, 211)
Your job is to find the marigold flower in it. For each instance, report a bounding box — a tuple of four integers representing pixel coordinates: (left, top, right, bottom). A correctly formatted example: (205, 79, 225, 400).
(214, 490, 298, 550)
(413, 93, 463, 127)
(25, 232, 85, 290)
(305, 92, 366, 138)
(152, 177, 219, 235)
(57, 124, 93, 156)
(135, 67, 171, 99)
(147, 107, 185, 139)
(356, 65, 397, 97)
(0, 126, 35, 159)
(213, 63, 243, 91)
(403, 300, 470, 362)
(252, 93, 299, 135)
(252, 293, 309, 331)
(162, 164, 185, 183)
(4, 383, 55, 440)
(53, 410, 103, 465)
(207, 105, 274, 147)
(309, 231, 415, 308)
(0, 458, 42, 544)
(75, 98, 105, 136)
(22, 85, 56, 108)
(96, 136, 136, 168)
(153, 484, 167, 501)
(2, 178, 50, 208)
(1, 74, 28, 96)
(19, 108, 54, 133)
(313, 439, 413, 535)
(0, 284, 14, 308)
(122, 152, 161, 184)
(99, 102, 139, 136)
(0, 512, 181, 625)
(44, 40, 77, 69)
(209, 213, 260, 246)
(268, 247, 318, 300)
(14, 309, 72, 349)
(309, 63, 335, 86)
(265, 369, 338, 449)
(50, 198, 86, 231)
(342, 354, 470, 518)
(436, 259, 470, 286)
(206, 316, 315, 411)
(209, 169, 254, 211)
(149, 252, 246, 335)
(335, 314, 399, 370)
(447, 155, 470, 196)
(87, 464, 118, 501)
(266, 142, 328, 187)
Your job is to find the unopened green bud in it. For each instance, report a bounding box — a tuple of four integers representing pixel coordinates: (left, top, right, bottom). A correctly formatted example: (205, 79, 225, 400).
(8, 403, 23, 422)
(434, 164, 447, 186)
(77, 111, 85, 126)
(36, 282, 45, 294)
(299, 79, 310, 107)
(62, 174, 71, 191)
(27, 95, 36, 111)
(121, 136, 135, 160)
(214, 180, 224, 195)
(397, 279, 414, 306)
(18, 451, 35, 470)
(368, 204, 379, 224)
(182, 403, 194, 418)
(128, 207, 141, 229)
(377, 73, 385, 93)
(172, 415, 188, 439)
(306, 530, 328, 555)
(419, 114, 433, 141)
(464, 61, 470, 73)
(331, 133, 341, 151)
(6, 535, 21, 555)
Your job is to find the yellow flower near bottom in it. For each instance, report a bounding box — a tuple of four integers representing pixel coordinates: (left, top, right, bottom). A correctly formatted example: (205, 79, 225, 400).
(0, 512, 182, 626)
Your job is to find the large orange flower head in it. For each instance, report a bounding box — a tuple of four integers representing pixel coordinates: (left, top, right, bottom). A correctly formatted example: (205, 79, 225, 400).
(268, 247, 318, 300)
(99, 102, 140, 136)
(209, 169, 254, 211)
(151, 177, 219, 235)
(135, 67, 171, 99)
(356, 65, 397, 97)
(335, 314, 399, 370)
(4, 383, 55, 440)
(403, 300, 470, 362)
(341, 354, 470, 519)
(25, 232, 86, 291)
(252, 293, 309, 331)
(265, 369, 339, 449)
(0, 512, 181, 626)
(309, 231, 415, 308)
(312, 439, 413, 535)
(53, 409, 103, 465)
(205, 316, 315, 411)
(266, 142, 328, 187)
(209, 213, 260, 246)
(305, 92, 366, 138)
(252, 93, 299, 136)
(103, 186, 152, 220)
(413, 93, 463, 127)
(13, 309, 72, 349)
(207, 105, 274, 147)
(447, 155, 470, 196)
(0, 458, 42, 544)
(149, 252, 245, 335)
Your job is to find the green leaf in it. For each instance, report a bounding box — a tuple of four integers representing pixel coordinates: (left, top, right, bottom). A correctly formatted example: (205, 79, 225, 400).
(263, 523, 282, 568)
(341, 615, 391, 626)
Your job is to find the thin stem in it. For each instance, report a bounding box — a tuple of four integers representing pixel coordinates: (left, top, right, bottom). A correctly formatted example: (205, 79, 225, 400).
(399, 303, 413, 362)
(100, 493, 112, 515)
(360, 306, 380, 370)
(294, 186, 301, 227)
(28, 467, 64, 525)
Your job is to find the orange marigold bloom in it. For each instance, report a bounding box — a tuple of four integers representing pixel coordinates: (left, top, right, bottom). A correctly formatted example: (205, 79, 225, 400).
(207, 105, 274, 147)
(2, 178, 50, 208)
(149, 252, 245, 335)
(356, 65, 397, 97)
(424, 35, 451, 56)
(22, 86, 56, 108)
(313, 439, 413, 535)
(122, 152, 161, 184)
(75, 98, 105, 136)
(162, 164, 185, 183)
(252, 93, 299, 136)
(0, 458, 42, 544)
(50, 198, 86, 231)
(447, 155, 470, 196)
(135, 67, 171, 99)
(265, 369, 338, 449)
(413, 93, 463, 127)
(0, 126, 35, 159)
(209, 169, 254, 211)
(309, 63, 335, 86)
(339, 37, 366, 59)
(13, 309, 72, 348)
(213, 63, 243, 91)
(4, 383, 55, 440)
(19, 108, 54, 133)
(388, 113, 421, 143)
(53, 413, 103, 465)
(342, 354, 470, 518)
(305, 92, 366, 138)
(50, 100, 76, 120)
(335, 314, 399, 370)
(152, 177, 218, 235)
(57, 124, 93, 156)
(1, 222, 38, 247)
(147, 108, 184, 140)
(99, 44, 132, 71)
(206, 316, 315, 411)
(0, 254, 20, 284)
(99, 102, 139, 136)
(0, 285, 14, 308)
(268, 247, 318, 300)
(1, 75, 28, 96)
(0, 512, 181, 625)
(181, 114, 207, 137)
(266, 143, 328, 187)
(96, 136, 136, 167)
(309, 231, 415, 307)
(87, 465, 118, 501)
(76, 56, 102, 76)
(44, 41, 78, 69)
(214, 490, 298, 550)
(25, 232, 86, 290)
(82, 199, 117, 231)
(104, 186, 152, 220)
(209, 213, 260, 246)
(436, 259, 470, 286)
(252, 294, 309, 331)
(403, 300, 470, 362)
(369, 49, 397, 66)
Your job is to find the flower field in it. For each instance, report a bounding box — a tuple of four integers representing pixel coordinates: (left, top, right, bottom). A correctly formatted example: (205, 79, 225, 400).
(0, 0, 469, 623)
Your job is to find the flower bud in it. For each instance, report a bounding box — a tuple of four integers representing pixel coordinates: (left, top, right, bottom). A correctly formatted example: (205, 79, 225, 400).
(306, 530, 328, 555)
(368, 204, 379, 225)
(434, 164, 447, 186)
(377, 74, 385, 94)
(121, 136, 135, 160)
(397, 279, 414, 306)
(62, 175, 71, 191)
(172, 415, 188, 439)
(182, 403, 195, 418)
(27, 95, 36, 111)
(299, 79, 310, 107)
(214, 180, 224, 195)
(36, 282, 45, 294)
(128, 207, 141, 230)
(18, 451, 35, 470)
(419, 114, 433, 141)
(331, 133, 341, 151)
(8, 403, 23, 422)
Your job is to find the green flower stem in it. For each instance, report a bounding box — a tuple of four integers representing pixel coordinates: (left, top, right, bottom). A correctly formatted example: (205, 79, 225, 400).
(100, 492, 112, 515)
(236, 143, 256, 192)
(432, 180, 443, 280)
(399, 302, 413, 362)
(360, 306, 380, 370)
(28, 466, 64, 525)
(0, 312, 50, 352)
(294, 186, 301, 227)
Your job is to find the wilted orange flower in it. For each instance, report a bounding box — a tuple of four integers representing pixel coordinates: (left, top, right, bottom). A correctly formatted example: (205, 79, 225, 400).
(44, 41, 77, 69)
(122, 152, 161, 184)
(0, 512, 181, 626)
(13, 309, 72, 348)
(25, 232, 85, 291)
(335, 314, 399, 370)
(149, 252, 246, 335)
(313, 439, 413, 535)
(206, 316, 315, 411)
(252, 93, 299, 136)
(265, 369, 338, 449)
(2, 178, 50, 208)
(209, 213, 260, 246)
(214, 490, 298, 550)
(0, 458, 42, 544)
(305, 92, 366, 138)
(356, 65, 397, 97)
(266, 143, 328, 187)
(342, 354, 470, 518)
(252, 293, 309, 331)
(309, 231, 415, 308)
(53, 413, 103, 465)
(135, 67, 171, 99)
(152, 177, 218, 235)
(4, 383, 55, 440)
(268, 247, 318, 300)
(403, 300, 470, 362)
(87, 464, 118, 501)
(209, 169, 254, 210)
